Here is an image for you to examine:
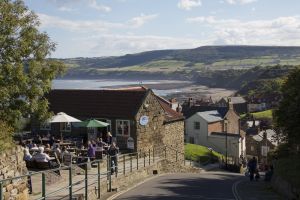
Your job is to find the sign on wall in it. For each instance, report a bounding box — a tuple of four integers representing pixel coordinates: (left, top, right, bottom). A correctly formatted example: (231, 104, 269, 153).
(139, 115, 149, 126)
(127, 137, 134, 149)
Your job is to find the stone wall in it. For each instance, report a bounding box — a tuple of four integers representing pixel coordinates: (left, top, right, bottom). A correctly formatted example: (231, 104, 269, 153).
(135, 92, 165, 154)
(161, 121, 185, 161)
(0, 146, 29, 200)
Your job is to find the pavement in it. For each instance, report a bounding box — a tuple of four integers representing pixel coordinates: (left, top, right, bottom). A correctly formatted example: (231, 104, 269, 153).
(234, 174, 283, 200)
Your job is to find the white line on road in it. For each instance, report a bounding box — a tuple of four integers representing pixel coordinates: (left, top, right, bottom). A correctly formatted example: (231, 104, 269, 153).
(232, 179, 244, 200)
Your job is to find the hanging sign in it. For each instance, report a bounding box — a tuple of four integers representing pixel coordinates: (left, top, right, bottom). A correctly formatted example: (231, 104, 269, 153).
(127, 137, 134, 149)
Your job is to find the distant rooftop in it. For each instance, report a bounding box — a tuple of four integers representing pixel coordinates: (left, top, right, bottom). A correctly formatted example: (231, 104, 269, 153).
(196, 110, 223, 123)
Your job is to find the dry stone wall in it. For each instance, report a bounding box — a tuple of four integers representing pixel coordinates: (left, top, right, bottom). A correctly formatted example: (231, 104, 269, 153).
(0, 146, 29, 200)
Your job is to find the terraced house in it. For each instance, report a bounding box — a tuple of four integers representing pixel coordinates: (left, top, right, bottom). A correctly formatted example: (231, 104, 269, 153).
(42, 86, 184, 154)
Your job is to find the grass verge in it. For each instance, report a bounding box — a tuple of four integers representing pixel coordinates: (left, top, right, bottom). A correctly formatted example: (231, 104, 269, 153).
(185, 143, 223, 164)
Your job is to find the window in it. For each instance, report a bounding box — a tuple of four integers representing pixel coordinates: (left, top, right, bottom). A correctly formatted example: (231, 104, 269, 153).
(40, 122, 51, 130)
(194, 122, 200, 130)
(60, 122, 71, 132)
(116, 120, 130, 136)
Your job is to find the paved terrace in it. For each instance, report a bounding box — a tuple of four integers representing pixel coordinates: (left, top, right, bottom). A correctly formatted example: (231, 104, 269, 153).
(28, 148, 184, 200)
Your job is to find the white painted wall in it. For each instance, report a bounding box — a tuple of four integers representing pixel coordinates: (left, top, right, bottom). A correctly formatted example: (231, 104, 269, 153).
(185, 113, 245, 161)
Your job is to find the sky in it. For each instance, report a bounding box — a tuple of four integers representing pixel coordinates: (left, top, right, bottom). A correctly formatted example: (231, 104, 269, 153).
(24, 0, 300, 58)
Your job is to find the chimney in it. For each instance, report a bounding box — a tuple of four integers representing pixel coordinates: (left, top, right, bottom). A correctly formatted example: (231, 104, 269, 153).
(188, 97, 194, 108)
(228, 97, 234, 110)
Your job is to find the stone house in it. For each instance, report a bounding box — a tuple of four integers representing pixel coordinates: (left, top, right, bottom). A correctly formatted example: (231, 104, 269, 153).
(185, 103, 246, 162)
(217, 97, 247, 114)
(41, 87, 184, 154)
(246, 130, 277, 163)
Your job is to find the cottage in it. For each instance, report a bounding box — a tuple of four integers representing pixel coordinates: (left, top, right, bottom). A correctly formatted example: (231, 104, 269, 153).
(217, 97, 247, 114)
(39, 87, 184, 154)
(246, 130, 278, 163)
(185, 103, 246, 162)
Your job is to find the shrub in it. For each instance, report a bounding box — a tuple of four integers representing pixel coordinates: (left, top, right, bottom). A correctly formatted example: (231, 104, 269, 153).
(0, 121, 14, 152)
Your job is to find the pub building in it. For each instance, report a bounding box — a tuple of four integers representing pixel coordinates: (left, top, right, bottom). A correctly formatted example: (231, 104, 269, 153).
(38, 86, 184, 154)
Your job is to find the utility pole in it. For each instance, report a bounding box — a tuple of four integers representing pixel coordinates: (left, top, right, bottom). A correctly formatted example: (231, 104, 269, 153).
(224, 118, 228, 169)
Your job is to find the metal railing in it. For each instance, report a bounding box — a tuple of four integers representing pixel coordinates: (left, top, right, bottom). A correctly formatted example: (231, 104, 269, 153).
(0, 145, 189, 200)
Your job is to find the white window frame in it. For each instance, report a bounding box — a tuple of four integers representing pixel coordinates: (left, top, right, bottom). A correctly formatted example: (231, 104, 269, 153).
(40, 122, 51, 130)
(116, 120, 130, 137)
(194, 121, 200, 130)
(60, 122, 71, 132)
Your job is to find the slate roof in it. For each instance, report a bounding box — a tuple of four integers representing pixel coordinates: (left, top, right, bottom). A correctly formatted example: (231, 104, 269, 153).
(196, 110, 223, 123)
(47, 87, 184, 122)
(183, 106, 228, 119)
(229, 97, 247, 104)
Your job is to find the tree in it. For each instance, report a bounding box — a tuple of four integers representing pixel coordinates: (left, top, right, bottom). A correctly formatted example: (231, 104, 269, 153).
(0, 0, 65, 129)
(274, 68, 300, 151)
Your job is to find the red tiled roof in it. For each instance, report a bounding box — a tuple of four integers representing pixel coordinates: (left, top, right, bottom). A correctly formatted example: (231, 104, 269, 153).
(47, 89, 148, 119)
(155, 95, 184, 122)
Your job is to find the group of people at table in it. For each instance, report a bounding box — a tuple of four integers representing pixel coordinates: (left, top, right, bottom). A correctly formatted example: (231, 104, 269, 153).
(22, 132, 119, 168)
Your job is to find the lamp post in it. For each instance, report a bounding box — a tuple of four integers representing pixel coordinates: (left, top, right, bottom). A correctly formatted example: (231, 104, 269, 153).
(224, 118, 228, 169)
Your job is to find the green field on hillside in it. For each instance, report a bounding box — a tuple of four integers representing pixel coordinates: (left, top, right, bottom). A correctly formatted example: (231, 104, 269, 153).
(241, 109, 273, 119)
(185, 143, 223, 164)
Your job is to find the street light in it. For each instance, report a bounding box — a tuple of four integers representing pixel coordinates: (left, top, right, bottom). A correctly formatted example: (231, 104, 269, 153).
(224, 117, 228, 169)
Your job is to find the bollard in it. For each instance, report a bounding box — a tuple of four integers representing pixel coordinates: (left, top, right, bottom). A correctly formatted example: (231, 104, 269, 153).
(136, 153, 139, 170)
(123, 155, 125, 175)
(85, 163, 88, 200)
(97, 161, 101, 198)
(148, 149, 151, 165)
(42, 173, 46, 199)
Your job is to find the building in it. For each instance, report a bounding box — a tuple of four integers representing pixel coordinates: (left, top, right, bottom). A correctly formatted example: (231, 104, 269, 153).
(247, 102, 267, 113)
(40, 87, 185, 153)
(185, 103, 246, 163)
(246, 130, 278, 163)
(217, 97, 247, 114)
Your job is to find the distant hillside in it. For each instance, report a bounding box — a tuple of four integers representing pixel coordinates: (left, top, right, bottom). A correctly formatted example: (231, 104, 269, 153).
(61, 45, 300, 72)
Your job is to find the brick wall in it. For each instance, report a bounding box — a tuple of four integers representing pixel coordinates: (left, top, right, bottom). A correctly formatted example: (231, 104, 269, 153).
(208, 121, 223, 134)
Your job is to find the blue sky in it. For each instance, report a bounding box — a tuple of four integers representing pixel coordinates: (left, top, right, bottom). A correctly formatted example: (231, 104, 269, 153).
(24, 0, 300, 58)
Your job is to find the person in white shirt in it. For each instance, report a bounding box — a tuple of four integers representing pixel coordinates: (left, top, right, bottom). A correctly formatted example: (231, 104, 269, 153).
(32, 147, 51, 162)
(23, 148, 32, 161)
(31, 144, 39, 150)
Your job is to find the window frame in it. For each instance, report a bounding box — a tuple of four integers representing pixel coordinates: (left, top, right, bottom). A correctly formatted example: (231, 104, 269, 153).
(194, 121, 200, 130)
(116, 119, 130, 137)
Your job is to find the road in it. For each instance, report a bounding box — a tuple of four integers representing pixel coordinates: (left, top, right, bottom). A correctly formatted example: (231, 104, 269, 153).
(114, 171, 243, 200)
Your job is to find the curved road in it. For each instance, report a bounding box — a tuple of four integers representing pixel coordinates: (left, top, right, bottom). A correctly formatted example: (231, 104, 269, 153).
(114, 171, 243, 200)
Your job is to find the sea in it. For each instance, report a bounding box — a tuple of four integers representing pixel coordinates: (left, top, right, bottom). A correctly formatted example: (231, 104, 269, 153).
(52, 79, 188, 96)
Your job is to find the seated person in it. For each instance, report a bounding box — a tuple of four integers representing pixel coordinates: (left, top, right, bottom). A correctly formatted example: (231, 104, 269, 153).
(97, 138, 107, 148)
(61, 146, 70, 159)
(87, 143, 96, 158)
(23, 148, 32, 161)
(32, 147, 51, 162)
(52, 144, 61, 158)
(44, 143, 51, 151)
(31, 144, 39, 150)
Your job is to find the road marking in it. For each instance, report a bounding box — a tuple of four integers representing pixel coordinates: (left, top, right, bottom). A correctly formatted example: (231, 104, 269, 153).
(232, 179, 244, 200)
(107, 174, 165, 200)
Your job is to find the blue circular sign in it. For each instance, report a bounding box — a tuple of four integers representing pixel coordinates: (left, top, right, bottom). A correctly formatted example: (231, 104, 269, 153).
(139, 116, 149, 126)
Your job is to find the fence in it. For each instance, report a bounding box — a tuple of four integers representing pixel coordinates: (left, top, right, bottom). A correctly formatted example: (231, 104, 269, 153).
(0, 146, 190, 200)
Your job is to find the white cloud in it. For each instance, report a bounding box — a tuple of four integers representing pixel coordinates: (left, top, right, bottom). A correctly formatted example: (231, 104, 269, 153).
(225, 0, 257, 4)
(178, 0, 202, 11)
(58, 6, 76, 12)
(67, 34, 205, 57)
(128, 13, 158, 28)
(88, 0, 111, 12)
(38, 13, 158, 32)
(186, 15, 300, 46)
(47, 0, 111, 12)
